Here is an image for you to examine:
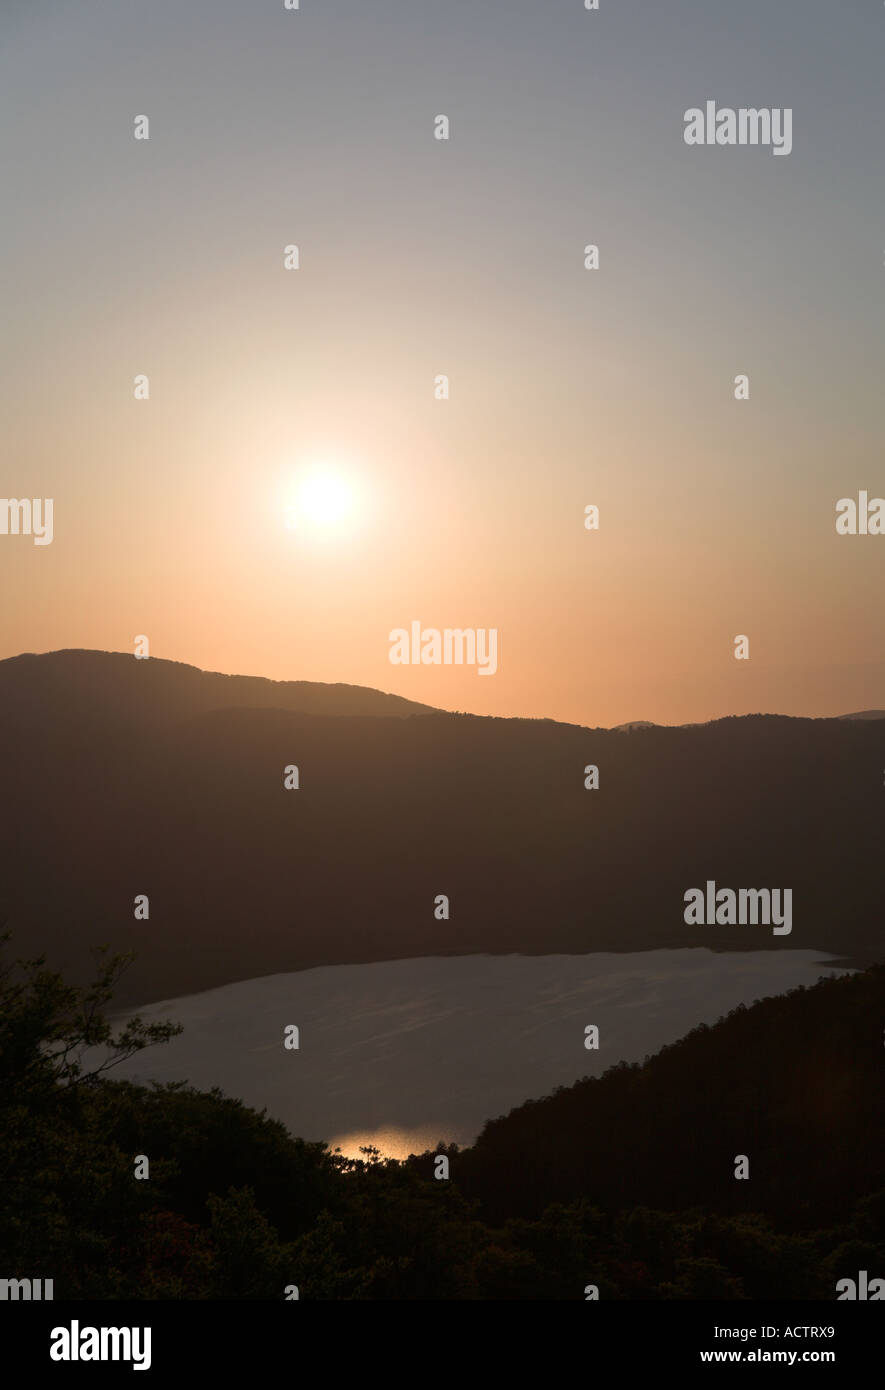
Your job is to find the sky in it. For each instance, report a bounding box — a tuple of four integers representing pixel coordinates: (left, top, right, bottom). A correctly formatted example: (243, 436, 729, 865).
(2, 0, 883, 727)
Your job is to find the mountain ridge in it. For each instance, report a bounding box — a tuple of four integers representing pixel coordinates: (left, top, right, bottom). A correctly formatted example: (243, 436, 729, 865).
(0, 649, 439, 723)
(2, 648, 881, 730)
(2, 649, 884, 1007)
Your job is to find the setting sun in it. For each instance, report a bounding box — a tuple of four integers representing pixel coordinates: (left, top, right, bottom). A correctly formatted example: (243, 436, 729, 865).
(285, 470, 355, 532)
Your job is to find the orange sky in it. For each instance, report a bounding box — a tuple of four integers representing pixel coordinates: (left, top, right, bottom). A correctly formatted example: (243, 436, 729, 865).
(2, 0, 883, 727)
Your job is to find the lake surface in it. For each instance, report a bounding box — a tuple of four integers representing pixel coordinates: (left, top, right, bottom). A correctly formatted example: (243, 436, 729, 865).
(107, 949, 849, 1158)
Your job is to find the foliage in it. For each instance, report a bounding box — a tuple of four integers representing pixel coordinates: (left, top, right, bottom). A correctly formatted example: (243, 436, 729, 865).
(1, 935, 883, 1299)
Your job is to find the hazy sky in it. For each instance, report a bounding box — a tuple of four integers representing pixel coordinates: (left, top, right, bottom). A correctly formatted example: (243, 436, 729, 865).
(2, 0, 883, 726)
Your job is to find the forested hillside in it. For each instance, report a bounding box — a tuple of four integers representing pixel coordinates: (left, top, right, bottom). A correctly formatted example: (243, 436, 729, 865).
(2, 940, 882, 1299)
(1, 651, 883, 1005)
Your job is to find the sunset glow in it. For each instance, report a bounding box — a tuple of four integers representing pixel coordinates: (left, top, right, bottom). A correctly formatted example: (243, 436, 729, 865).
(289, 470, 355, 532)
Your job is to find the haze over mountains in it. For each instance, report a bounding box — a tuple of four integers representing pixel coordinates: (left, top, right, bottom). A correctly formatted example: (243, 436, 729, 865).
(1, 649, 883, 1008)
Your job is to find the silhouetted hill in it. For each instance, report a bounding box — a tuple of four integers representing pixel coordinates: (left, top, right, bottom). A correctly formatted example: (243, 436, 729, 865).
(839, 710, 885, 721)
(0, 649, 438, 726)
(454, 964, 885, 1231)
(1, 650, 884, 1005)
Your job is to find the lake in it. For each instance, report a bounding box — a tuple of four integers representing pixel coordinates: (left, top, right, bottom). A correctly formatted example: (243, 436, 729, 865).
(106, 949, 849, 1158)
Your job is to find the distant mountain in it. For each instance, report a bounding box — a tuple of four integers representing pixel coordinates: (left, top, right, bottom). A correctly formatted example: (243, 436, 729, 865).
(613, 712, 885, 729)
(614, 712, 885, 729)
(2, 650, 885, 1007)
(0, 649, 438, 724)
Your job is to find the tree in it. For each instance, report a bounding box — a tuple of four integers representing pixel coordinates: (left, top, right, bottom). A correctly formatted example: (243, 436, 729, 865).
(0, 930, 181, 1106)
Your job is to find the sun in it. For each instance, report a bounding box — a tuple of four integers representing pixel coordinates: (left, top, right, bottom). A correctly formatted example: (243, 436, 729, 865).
(285, 470, 355, 531)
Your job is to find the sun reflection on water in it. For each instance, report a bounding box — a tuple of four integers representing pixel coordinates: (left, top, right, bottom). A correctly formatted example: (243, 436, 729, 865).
(327, 1127, 452, 1162)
